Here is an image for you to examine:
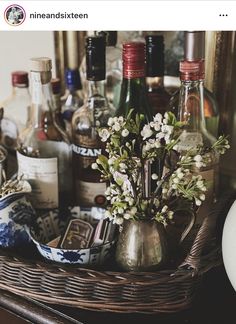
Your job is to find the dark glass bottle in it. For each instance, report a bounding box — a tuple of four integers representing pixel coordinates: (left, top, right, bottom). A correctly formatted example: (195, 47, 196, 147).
(169, 31, 219, 138)
(145, 35, 170, 115)
(116, 42, 152, 122)
(72, 36, 114, 207)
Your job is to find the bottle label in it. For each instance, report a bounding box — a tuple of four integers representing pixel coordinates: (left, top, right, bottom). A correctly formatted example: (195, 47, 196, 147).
(72, 139, 106, 207)
(17, 151, 59, 209)
(124, 69, 145, 79)
(1, 118, 18, 149)
(31, 72, 42, 105)
(75, 179, 107, 207)
(176, 131, 203, 151)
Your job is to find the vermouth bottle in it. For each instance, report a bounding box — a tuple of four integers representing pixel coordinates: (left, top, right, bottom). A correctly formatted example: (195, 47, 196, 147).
(176, 59, 217, 242)
(145, 35, 170, 115)
(169, 31, 219, 138)
(72, 36, 114, 207)
(17, 57, 71, 210)
(116, 42, 152, 121)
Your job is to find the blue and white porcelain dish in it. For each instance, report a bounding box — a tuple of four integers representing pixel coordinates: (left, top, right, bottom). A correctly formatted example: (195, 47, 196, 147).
(0, 180, 35, 247)
(29, 207, 117, 265)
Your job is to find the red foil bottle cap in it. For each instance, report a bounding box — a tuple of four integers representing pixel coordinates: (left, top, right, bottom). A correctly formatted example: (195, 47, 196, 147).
(12, 71, 29, 87)
(123, 42, 146, 79)
(179, 60, 204, 81)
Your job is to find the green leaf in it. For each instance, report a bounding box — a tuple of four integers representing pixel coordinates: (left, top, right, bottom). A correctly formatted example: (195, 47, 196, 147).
(97, 155, 108, 171)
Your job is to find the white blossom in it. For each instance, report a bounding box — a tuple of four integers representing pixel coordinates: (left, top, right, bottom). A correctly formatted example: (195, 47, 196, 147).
(151, 173, 158, 180)
(121, 129, 129, 137)
(99, 128, 110, 142)
(107, 117, 114, 126)
(115, 217, 124, 225)
(141, 125, 153, 140)
(200, 194, 206, 201)
(124, 213, 131, 220)
(154, 113, 163, 123)
(161, 205, 168, 213)
(195, 198, 202, 206)
(91, 163, 98, 170)
(113, 122, 121, 132)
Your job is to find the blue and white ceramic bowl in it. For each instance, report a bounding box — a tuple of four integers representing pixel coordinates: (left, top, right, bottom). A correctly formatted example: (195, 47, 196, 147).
(29, 207, 117, 265)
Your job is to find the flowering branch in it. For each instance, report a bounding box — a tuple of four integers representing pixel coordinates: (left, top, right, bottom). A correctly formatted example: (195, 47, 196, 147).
(92, 112, 229, 226)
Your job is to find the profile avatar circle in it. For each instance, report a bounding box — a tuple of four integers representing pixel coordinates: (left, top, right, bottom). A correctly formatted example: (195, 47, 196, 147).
(4, 4, 26, 26)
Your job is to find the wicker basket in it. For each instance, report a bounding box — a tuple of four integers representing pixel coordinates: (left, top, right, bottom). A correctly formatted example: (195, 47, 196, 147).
(0, 199, 229, 314)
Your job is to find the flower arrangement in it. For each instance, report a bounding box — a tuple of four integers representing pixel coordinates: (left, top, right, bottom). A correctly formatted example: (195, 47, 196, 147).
(92, 111, 229, 226)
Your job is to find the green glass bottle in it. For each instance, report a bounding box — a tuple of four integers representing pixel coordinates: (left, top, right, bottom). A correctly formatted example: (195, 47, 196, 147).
(116, 42, 152, 122)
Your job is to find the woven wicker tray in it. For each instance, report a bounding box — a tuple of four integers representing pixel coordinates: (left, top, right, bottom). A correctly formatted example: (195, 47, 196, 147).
(0, 202, 224, 315)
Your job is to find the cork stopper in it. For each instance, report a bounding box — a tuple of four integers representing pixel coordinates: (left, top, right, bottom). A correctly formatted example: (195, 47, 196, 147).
(30, 57, 52, 72)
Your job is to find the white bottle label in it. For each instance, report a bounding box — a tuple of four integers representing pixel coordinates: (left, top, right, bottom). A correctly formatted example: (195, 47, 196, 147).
(17, 151, 59, 209)
(76, 179, 106, 207)
(1, 118, 18, 149)
(177, 131, 203, 151)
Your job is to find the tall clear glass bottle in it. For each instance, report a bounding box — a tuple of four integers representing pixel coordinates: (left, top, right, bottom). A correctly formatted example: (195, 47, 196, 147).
(97, 31, 122, 110)
(61, 69, 83, 138)
(176, 59, 217, 242)
(72, 36, 114, 207)
(17, 57, 71, 210)
(169, 31, 219, 138)
(116, 42, 152, 121)
(145, 35, 170, 115)
(1, 71, 31, 151)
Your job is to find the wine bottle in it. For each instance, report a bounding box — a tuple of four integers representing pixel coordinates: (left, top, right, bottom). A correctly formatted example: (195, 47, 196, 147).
(17, 57, 72, 210)
(145, 35, 170, 115)
(1, 71, 30, 151)
(169, 31, 219, 138)
(72, 36, 114, 207)
(116, 42, 152, 121)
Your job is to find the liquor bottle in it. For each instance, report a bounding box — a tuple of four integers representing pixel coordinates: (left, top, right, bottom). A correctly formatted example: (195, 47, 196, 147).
(169, 31, 219, 138)
(1, 71, 31, 151)
(61, 69, 83, 138)
(97, 31, 122, 110)
(72, 36, 114, 207)
(145, 35, 171, 115)
(17, 57, 71, 210)
(176, 59, 217, 243)
(116, 42, 152, 121)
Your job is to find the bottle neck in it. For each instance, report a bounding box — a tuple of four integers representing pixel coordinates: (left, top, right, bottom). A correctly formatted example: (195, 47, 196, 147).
(87, 80, 105, 98)
(146, 76, 164, 91)
(30, 71, 54, 128)
(12, 85, 29, 97)
(117, 76, 152, 121)
(179, 79, 206, 132)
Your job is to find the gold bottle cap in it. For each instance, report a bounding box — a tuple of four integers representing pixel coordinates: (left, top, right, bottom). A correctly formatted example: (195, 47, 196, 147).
(30, 57, 52, 72)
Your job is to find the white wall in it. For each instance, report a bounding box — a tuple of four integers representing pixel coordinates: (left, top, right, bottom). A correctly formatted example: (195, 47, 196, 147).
(0, 31, 56, 102)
